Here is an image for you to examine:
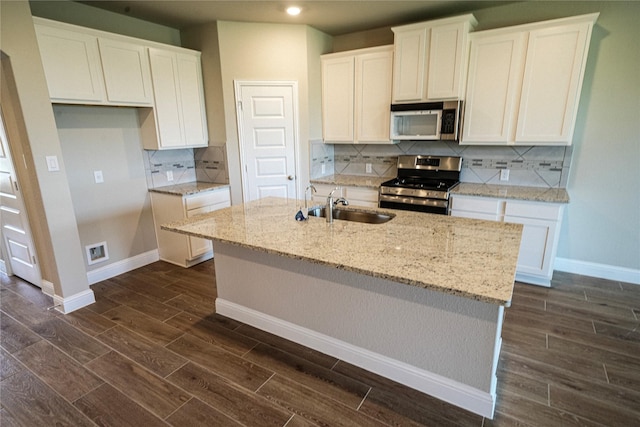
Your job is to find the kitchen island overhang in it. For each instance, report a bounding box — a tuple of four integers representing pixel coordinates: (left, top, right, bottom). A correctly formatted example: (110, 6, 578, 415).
(162, 197, 523, 418)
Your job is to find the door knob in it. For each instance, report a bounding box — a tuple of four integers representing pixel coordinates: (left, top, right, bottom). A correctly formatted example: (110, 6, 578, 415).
(287, 175, 294, 180)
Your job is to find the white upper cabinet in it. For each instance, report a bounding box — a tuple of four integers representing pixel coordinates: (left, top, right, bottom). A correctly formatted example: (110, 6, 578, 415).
(515, 23, 593, 143)
(34, 22, 106, 103)
(462, 31, 527, 143)
(462, 13, 598, 146)
(322, 46, 393, 144)
(392, 15, 477, 103)
(33, 17, 209, 150)
(98, 38, 153, 105)
(322, 55, 354, 142)
(144, 48, 208, 149)
(34, 18, 152, 106)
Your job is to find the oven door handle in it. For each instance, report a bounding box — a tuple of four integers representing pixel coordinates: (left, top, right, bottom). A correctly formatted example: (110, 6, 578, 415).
(378, 194, 448, 208)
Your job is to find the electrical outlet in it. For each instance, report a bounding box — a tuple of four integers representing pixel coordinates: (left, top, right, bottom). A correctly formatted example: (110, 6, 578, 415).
(366, 163, 372, 174)
(500, 169, 510, 181)
(94, 170, 104, 184)
(321, 163, 326, 174)
(166, 171, 174, 181)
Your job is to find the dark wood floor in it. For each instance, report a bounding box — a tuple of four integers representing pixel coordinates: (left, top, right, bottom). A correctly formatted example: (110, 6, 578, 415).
(1, 260, 639, 426)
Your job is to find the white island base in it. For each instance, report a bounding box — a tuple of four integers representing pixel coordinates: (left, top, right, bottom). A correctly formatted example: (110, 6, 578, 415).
(213, 241, 504, 418)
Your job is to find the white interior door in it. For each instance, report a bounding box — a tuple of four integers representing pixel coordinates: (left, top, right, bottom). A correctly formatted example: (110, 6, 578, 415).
(0, 112, 42, 286)
(235, 81, 299, 202)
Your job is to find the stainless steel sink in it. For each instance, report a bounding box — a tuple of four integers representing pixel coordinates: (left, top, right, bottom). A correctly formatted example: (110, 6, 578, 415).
(307, 207, 394, 224)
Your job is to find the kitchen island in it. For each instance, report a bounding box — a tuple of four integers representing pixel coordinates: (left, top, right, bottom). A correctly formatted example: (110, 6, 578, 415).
(162, 197, 522, 418)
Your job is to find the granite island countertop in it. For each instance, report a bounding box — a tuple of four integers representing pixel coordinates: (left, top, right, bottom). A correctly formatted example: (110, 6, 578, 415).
(162, 197, 523, 306)
(149, 182, 230, 196)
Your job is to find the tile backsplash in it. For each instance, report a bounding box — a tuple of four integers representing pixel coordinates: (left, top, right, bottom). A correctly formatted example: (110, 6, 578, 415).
(143, 145, 229, 189)
(311, 141, 572, 188)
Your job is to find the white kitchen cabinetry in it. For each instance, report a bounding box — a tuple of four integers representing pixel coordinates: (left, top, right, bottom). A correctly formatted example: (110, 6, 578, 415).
(34, 18, 153, 106)
(322, 46, 393, 144)
(150, 187, 230, 268)
(142, 49, 209, 150)
(392, 15, 477, 102)
(450, 195, 564, 287)
(462, 13, 598, 146)
(34, 22, 106, 103)
(311, 184, 379, 209)
(97, 38, 154, 105)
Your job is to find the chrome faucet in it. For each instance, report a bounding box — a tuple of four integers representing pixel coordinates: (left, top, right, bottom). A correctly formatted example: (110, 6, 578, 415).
(326, 187, 349, 223)
(305, 184, 317, 211)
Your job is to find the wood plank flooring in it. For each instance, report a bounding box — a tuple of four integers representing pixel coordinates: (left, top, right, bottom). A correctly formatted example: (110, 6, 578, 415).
(1, 261, 639, 426)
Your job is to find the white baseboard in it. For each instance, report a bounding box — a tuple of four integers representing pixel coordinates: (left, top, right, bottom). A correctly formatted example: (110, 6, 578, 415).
(216, 299, 496, 419)
(86, 249, 159, 285)
(555, 257, 640, 285)
(53, 289, 96, 314)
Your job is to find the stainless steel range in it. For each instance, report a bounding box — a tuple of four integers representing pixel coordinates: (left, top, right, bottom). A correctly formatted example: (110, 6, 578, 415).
(379, 155, 461, 215)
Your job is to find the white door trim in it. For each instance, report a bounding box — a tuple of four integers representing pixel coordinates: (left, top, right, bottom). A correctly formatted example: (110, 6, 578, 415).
(234, 80, 301, 203)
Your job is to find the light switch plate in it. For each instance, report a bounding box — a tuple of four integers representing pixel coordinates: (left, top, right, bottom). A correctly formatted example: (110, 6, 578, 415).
(166, 171, 174, 181)
(94, 170, 104, 184)
(500, 169, 510, 181)
(45, 155, 60, 172)
(366, 163, 372, 173)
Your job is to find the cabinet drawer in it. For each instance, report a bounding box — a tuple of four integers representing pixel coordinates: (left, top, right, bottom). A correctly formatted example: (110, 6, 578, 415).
(185, 188, 230, 210)
(343, 187, 379, 203)
(505, 200, 562, 221)
(450, 196, 503, 215)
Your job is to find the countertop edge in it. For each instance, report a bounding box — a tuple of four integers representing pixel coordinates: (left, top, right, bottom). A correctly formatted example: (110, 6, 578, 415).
(451, 183, 570, 204)
(149, 182, 230, 196)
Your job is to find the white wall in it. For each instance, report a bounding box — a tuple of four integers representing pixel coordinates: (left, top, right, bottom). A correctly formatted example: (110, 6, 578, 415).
(54, 105, 157, 270)
(215, 21, 332, 204)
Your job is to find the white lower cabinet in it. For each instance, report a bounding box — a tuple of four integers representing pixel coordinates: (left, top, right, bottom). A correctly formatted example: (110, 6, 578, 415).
(150, 187, 230, 267)
(450, 195, 564, 286)
(311, 184, 379, 208)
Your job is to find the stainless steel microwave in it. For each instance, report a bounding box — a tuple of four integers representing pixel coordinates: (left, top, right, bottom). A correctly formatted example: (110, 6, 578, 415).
(390, 100, 462, 142)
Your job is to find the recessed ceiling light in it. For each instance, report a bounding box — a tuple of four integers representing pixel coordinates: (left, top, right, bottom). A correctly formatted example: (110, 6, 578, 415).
(286, 6, 301, 16)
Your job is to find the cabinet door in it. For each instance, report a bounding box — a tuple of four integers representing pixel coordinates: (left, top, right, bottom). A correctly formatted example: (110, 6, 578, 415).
(186, 205, 213, 259)
(461, 32, 527, 144)
(148, 48, 185, 148)
(34, 24, 106, 103)
(449, 196, 504, 221)
(505, 215, 556, 278)
(98, 38, 153, 105)
(428, 22, 465, 99)
(176, 53, 209, 147)
(515, 22, 591, 144)
(392, 28, 428, 102)
(322, 56, 355, 142)
(355, 50, 393, 143)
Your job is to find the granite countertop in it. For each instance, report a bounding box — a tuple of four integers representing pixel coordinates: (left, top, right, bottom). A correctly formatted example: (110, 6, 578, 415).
(149, 182, 230, 196)
(310, 174, 391, 189)
(162, 197, 523, 306)
(451, 183, 570, 204)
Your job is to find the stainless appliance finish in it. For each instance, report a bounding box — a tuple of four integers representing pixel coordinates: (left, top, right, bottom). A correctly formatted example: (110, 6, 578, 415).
(379, 155, 462, 215)
(390, 100, 463, 141)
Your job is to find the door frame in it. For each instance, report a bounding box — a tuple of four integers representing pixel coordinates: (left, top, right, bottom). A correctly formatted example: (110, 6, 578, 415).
(234, 80, 301, 203)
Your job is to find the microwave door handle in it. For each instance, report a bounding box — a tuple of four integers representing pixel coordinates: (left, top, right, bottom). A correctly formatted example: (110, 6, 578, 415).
(435, 110, 443, 139)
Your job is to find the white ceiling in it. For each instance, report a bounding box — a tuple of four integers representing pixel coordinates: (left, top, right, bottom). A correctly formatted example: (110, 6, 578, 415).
(77, 0, 514, 35)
